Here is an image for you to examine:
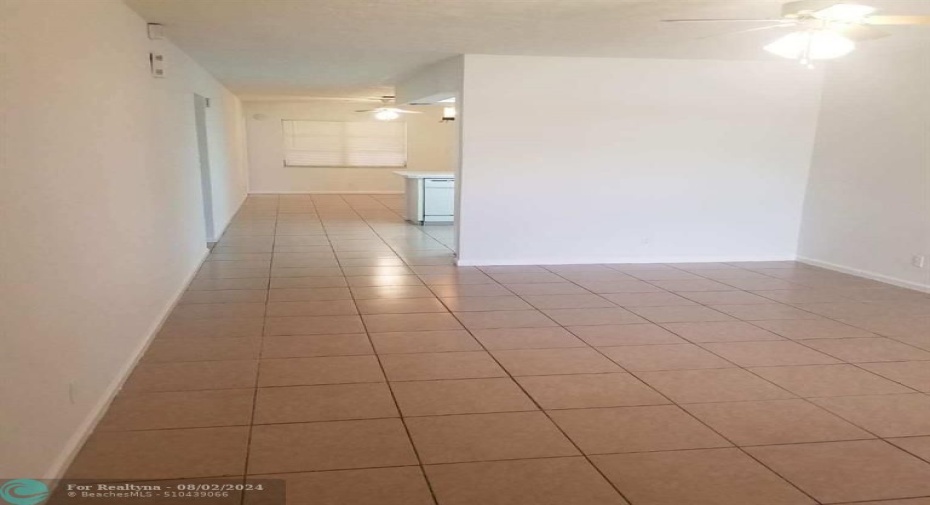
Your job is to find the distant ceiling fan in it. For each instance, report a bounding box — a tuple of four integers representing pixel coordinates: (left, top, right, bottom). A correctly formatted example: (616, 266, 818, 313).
(663, 1, 930, 66)
(355, 96, 422, 121)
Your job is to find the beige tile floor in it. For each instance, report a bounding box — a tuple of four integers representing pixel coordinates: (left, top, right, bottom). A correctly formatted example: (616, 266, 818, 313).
(63, 194, 930, 505)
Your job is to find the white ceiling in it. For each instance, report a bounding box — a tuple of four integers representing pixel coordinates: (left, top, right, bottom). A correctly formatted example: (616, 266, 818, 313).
(123, 0, 930, 98)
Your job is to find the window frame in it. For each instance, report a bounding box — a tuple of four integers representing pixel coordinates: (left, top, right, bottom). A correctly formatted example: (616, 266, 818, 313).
(281, 119, 408, 169)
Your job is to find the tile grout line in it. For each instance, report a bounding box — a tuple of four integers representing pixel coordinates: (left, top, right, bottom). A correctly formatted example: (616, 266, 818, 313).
(341, 194, 634, 503)
(532, 268, 910, 504)
(471, 265, 823, 504)
(541, 265, 930, 504)
(431, 293, 638, 505)
(331, 194, 442, 505)
(239, 193, 279, 501)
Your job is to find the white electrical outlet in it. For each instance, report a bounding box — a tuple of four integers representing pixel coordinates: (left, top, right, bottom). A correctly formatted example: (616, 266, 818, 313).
(68, 381, 77, 404)
(913, 255, 927, 269)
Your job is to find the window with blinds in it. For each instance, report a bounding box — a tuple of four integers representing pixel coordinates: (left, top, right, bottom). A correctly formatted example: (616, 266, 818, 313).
(282, 120, 407, 168)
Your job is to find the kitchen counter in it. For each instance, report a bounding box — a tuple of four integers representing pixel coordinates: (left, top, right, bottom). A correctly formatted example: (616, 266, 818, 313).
(394, 171, 455, 224)
(393, 171, 455, 179)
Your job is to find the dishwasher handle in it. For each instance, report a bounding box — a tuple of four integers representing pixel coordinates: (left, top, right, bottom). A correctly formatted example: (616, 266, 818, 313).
(425, 179, 455, 188)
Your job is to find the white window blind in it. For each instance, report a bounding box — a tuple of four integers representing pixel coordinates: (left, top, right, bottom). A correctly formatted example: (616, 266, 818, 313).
(282, 120, 407, 168)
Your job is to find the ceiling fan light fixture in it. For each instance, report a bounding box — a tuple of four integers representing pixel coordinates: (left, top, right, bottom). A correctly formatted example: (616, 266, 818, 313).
(374, 109, 400, 121)
(764, 29, 855, 64)
(812, 3, 877, 24)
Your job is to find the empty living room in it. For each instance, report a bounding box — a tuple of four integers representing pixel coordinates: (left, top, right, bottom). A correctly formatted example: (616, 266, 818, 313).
(2, 0, 929, 504)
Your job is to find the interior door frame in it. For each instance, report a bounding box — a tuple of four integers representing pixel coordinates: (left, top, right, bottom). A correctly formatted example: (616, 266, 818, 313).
(193, 94, 215, 244)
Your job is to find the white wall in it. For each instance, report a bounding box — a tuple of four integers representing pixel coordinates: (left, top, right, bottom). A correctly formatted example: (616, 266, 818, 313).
(244, 100, 456, 194)
(456, 55, 823, 265)
(798, 46, 930, 291)
(0, 0, 248, 477)
(395, 56, 464, 104)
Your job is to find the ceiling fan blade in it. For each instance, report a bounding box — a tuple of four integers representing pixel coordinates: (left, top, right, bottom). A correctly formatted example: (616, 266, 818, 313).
(662, 18, 787, 23)
(356, 106, 421, 114)
(866, 15, 930, 25)
(697, 22, 798, 40)
(375, 107, 422, 114)
(781, 0, 836, 17)
(831, 24, 890, 41)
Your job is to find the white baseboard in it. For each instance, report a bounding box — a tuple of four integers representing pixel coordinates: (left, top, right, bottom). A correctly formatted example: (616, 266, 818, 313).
(456, 254, 797, 267)
(45, 192, 249, 480)
(45, 246, 211, 480)
(797, 256, 930, 293)
(248, 191, 403, 195)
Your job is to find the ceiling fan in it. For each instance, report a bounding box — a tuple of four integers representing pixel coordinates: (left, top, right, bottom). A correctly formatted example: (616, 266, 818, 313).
(355, 96, 422, 121)
(663, 1, 930, 66)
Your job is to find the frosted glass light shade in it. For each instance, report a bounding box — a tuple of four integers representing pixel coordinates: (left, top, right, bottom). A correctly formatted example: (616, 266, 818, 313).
(764, 30, 856, 61)
(374, 109, 400, 121)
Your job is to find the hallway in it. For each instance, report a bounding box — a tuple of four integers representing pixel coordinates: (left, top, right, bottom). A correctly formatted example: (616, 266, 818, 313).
(63, 194, 930, 505)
